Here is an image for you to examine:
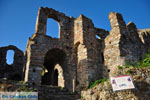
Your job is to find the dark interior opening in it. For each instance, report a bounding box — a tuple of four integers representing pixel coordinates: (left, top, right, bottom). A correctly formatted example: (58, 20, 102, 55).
(53, 69, 58, 86)
(41, 48, 66, 86)
(101, 53, 104, 62)
(10, 74, 21, 81)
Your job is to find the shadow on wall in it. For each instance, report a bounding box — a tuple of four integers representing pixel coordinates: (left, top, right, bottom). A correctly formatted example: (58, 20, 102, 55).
(133, 81, 150, 99)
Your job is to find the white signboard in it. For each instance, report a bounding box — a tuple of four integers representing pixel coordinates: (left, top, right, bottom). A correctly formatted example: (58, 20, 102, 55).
(110, 75, 135, 91)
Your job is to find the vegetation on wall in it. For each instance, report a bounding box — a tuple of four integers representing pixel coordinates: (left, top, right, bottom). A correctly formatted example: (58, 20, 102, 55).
(137, 51, 150, 67)
(118, 51, 150, 69)
(89, 78, 107, 88)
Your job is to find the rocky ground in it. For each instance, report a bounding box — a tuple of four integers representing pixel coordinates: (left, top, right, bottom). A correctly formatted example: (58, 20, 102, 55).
(81, 67, 150, 100)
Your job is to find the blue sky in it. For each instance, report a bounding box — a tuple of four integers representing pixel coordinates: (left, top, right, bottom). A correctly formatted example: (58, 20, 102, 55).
(0, 0, 150, 63)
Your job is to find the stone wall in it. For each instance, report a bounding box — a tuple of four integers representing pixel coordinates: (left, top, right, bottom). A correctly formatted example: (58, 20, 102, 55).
(138, 29, 150, 52)
(0, 45, 24, 81)
(104, 12, 146, 77)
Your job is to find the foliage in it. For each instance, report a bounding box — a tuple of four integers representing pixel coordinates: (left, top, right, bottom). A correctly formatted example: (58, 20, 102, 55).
(18, 81, 25, 85)
(124, 61, 133, 68)
(118, 51, 150, 69)
(117, 61, 133, 70)
(134, 51, 150, 68)
(125, 70, 133, 74)
(142, 51, 150, 67)
(118, 65, 123, 69)
(89, 78, 107, 88)
(61, 87, 64, 90)
(17, 81, 37, 92)
(81, 95, 84, 99)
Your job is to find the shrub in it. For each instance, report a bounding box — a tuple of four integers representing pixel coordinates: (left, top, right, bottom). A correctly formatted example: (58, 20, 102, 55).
(89, 78, 107, 88)
(118, 65, 123, 69)
(126, 70, 133, 74)
(134, 51, 150, 68)
(17, 81, 37, 92)
(142, 51, 150, 67)
(124, 61, 133, 68)
(118, 51, 150, 69)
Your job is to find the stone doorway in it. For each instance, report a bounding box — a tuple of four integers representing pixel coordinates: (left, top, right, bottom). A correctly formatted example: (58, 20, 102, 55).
(41, 48, 65, 88)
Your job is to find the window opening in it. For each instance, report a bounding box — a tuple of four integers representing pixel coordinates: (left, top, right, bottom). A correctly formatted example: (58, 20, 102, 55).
(47, 18, 59, 38)
(6, 50, 15, 65)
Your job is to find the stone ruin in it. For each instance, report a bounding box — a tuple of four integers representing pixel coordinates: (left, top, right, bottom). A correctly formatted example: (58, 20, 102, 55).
(0, 45, 24, 81)
(0, 7, 150, 92)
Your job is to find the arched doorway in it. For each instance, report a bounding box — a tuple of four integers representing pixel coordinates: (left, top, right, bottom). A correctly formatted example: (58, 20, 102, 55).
(41, 48, 66, 87)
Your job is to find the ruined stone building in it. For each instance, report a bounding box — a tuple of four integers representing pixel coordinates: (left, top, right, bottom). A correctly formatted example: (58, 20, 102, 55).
(0, 7, 150, 92)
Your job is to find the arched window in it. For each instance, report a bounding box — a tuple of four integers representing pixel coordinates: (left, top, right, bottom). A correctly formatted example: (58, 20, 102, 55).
(6, 50, 15, 65)
(47, 19, 60, 38)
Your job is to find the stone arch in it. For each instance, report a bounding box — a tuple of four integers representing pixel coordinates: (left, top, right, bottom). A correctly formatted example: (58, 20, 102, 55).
(54, 64, 65, 87)
(41, 48, 66, 88)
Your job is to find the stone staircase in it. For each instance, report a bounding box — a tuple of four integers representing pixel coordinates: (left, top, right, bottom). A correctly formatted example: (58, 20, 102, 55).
(38, 85, 81, 100)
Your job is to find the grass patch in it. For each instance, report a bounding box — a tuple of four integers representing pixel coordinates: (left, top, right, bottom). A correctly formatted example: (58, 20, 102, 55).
(89, 78, 107, 88)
